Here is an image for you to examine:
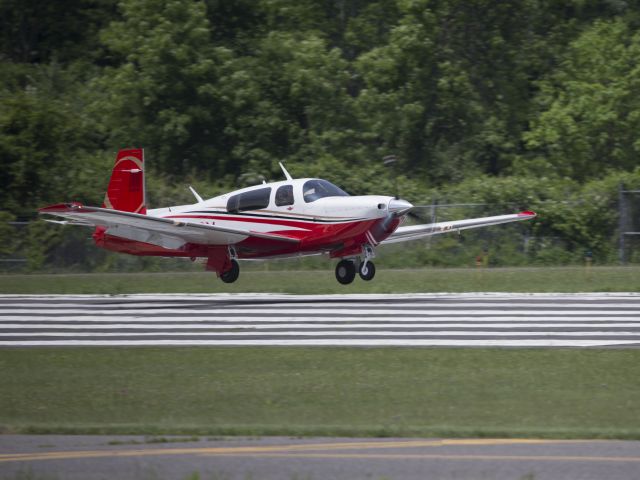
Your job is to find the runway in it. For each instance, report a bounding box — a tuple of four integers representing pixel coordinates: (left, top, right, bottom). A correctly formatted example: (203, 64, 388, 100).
(2, 435, 640, 480)
(1, 292, 640, 347)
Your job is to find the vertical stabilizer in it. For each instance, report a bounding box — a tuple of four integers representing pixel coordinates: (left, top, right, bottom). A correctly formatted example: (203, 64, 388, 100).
(102, 148, 146, 214)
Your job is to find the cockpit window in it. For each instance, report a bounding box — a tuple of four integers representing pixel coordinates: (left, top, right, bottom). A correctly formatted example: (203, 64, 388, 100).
(303, 180, 349, 203)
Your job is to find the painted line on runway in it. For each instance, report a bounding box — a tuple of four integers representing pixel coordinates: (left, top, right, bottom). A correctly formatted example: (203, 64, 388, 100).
(3, 316, 638, 323)
(4, 331, 640, 337)
(2, 339, 639, 347)
(2, 302, 638, 309)
(0, 438, 595, 464)
(212, 452, 640, 463)
(3, 309, 639, 315)
(4, 322, 640, 329)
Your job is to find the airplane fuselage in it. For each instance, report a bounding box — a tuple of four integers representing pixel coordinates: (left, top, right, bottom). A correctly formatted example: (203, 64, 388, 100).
(94, 178, 408, 261)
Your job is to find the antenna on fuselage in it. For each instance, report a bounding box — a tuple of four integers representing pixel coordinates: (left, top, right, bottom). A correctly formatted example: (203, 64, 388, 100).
(188, 186, 204, 204)
(279, 162, 293, 181)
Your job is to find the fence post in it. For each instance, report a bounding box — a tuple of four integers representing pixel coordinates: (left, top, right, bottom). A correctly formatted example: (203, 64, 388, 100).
(619, 183, 626, 265)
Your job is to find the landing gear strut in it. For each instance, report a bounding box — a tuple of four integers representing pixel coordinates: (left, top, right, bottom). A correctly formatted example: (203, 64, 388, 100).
(207, 246, 241, 284)
(335, 259, 356, 285)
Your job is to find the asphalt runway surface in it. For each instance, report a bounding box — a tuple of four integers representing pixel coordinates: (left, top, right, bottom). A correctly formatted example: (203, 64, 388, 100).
(2, 435, 640, 480)
(1, 292, 640, 347)
(3, 293, 640, 479)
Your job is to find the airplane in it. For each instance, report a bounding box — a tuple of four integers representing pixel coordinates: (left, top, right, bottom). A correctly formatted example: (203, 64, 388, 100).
(39, 148, 536, 284)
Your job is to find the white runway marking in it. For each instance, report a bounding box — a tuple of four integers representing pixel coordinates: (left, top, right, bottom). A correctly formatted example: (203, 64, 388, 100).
(3, 340, 639, 347)
(4, 331, 640, 337)
(3, 309, 640, 315)
(1, 293, 640, 348)
(3, 322, 640, 329)
(2, 316, 638, 323)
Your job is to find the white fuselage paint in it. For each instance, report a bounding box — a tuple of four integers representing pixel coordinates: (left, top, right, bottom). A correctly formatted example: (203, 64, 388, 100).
(147, 179, 394, 233)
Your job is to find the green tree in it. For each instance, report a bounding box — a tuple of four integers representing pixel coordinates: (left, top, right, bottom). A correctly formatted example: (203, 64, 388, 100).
(217, 31, 355, 178)
(522, 18, 640, 181)
(92, 0, 228, 177)
(0, 63, 100, 216)
(0, 0, 117, 63)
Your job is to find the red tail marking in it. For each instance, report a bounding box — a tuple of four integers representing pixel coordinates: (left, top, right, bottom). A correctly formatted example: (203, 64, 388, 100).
(102, 148, 146, 214)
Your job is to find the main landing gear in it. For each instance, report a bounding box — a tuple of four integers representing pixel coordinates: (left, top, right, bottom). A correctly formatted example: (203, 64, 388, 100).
(335, 259, 356, 285)
(334, 245, 376, 285)
(206, 247, 241, 284)
(220, 259, 240, 283)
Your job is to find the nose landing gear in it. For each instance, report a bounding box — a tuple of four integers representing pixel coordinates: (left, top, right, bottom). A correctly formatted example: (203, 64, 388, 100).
(358, 244, 376, 281)
(359, 260, 376, 281)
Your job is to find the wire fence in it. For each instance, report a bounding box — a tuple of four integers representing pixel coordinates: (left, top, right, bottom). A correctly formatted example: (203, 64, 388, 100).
(4, 202, 635, 273)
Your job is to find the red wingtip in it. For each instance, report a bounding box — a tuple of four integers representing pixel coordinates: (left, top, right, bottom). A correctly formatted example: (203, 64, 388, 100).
(519, 210, 536, 217)
(38, 202, 84, 214)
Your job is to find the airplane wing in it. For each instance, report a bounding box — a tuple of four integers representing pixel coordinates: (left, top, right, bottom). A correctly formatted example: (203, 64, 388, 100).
(382, 211, 536, 245)
(39, 203, 300, 249)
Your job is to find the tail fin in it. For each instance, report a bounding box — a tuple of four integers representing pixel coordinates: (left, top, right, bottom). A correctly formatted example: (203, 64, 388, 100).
(102, 148, 146, 214)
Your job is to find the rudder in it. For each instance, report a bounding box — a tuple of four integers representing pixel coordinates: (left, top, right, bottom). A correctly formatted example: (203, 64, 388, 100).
(102, 148, 146, 214)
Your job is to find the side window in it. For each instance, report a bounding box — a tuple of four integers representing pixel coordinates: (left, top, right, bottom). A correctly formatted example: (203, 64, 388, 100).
(275, 185, 294, 207)
(227, 187, 271, 213)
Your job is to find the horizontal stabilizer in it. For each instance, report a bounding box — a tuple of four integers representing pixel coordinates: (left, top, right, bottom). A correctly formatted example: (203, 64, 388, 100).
(39, 203, 301, 247)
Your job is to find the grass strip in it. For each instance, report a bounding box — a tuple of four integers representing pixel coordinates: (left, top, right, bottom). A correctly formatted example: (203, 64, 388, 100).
(2, 348, 640, 439)
(1, 266, 639, 294)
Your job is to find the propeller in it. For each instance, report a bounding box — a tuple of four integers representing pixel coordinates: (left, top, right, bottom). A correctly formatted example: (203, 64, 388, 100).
(406, 203, 437, 223)
(381, 155, 454, 236)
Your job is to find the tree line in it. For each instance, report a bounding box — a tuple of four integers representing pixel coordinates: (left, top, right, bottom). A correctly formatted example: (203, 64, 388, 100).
(1, 0, 640, 270)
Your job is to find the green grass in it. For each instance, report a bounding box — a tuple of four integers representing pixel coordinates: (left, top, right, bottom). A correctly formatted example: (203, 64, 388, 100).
(2, 348, 640, 439)
(1, 266, 639, 294)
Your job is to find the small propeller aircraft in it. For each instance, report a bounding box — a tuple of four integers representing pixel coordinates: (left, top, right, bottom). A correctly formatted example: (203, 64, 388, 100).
(39, 148, 536, 284)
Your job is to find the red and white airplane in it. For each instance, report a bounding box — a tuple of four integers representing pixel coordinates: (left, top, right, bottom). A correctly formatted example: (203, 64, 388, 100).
(40, 148, 536, 284)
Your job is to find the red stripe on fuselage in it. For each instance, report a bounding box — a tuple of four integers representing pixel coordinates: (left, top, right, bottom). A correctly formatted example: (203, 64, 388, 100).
(162, 213, 364, 228)
(94, 214, 393, 260)
(161, 214, 377, 244)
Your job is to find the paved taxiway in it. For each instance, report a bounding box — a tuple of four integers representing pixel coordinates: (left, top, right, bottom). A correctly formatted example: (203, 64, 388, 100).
(2, 435, 640, 480)
(1, 292, 640, 347)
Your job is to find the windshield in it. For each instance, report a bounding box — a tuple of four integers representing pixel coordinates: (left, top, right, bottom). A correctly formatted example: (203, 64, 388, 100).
(303, 179, 350, 203)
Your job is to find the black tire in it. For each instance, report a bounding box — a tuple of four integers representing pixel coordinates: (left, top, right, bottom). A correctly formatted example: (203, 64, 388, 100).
(220, 259, 240, 283)
(335, 259, 356, 285)
(359, 261, 376, 281)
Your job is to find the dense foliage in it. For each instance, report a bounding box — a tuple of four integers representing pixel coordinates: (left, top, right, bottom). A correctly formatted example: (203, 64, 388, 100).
(1, 0, 640, 270)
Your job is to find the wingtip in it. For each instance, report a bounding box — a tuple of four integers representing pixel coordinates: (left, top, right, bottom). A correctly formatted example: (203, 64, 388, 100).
(519, 210, 536, 217)
(38, 202, 84, 214)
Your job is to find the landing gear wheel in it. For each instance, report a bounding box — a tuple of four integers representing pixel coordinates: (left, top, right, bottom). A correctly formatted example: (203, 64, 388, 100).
(359, 261, 376, 281)
(220, 259, 240, 283)
(335, 259, 356, 285)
